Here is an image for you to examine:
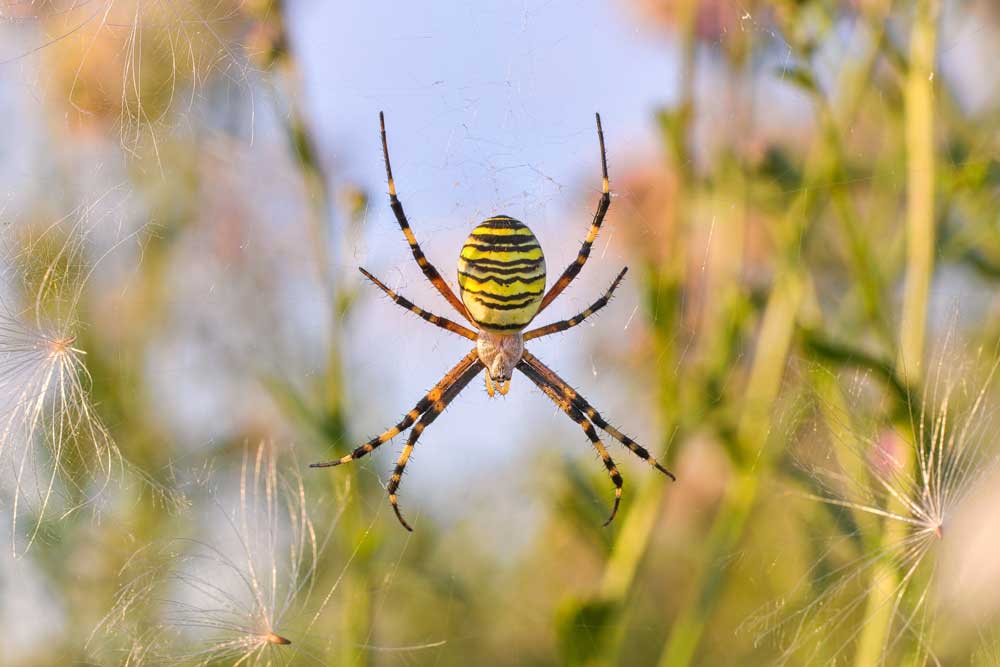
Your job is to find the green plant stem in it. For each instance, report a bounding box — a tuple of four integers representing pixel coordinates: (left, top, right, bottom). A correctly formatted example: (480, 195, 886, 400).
(801, 329, 910, 404)
(609, 476, 676, 643)
(261, 6, 368, 662)
(655, 31, 877, 651)
(856, 2, 939, 664)
(783, 0, 896, 348)
(600, 477, 671, 602)
(658, 268, 805, 667)
(657, 469, 758, 667)
(896, 0, 938, 388)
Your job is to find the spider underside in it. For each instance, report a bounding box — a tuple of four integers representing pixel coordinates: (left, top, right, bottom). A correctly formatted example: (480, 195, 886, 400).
(311, 112, 676, 531)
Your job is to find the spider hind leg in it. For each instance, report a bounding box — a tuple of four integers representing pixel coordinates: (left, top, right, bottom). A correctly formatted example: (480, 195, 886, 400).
(519, 360, 623, 525)
(310, 350, 480, 469)
(522, 351, 675, 480)
(386, 358, 483, 531)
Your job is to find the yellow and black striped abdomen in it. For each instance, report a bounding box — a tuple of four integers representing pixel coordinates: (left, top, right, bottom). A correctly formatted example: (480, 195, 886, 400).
(458, 215, 546, 332)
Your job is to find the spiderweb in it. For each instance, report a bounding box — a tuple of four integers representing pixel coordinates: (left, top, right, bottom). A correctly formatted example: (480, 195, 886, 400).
(4, 0, 1000, 665)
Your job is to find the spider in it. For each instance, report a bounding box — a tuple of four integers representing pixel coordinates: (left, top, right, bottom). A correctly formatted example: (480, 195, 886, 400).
(311, 112, 676, 531)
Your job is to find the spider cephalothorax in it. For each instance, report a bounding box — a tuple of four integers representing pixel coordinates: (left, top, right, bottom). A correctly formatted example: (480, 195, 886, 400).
(312, 112, 676, 531)
(475, 329, 523, 396)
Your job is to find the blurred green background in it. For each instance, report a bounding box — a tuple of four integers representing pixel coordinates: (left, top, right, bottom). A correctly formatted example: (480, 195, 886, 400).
(3, 0, 1000, 664)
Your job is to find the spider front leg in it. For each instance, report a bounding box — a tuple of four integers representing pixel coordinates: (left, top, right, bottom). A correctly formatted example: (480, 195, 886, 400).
(310, 350, 480, 468)
(524, 267, 627, 341)
(380, 112, 473, 323)
(359, 268, 477, 340)
(387, 358, 483, 531)
(519, 361, 623, 525)
(536, 113, 611, 315)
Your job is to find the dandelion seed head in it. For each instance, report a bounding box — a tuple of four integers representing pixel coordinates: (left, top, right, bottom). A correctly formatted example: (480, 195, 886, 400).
(2, 0, 258, 160)
(94, 441, 341, 666)
(0, 304, 119, 554)
(0, 205, 185, 555)
(747, 345, 1000, 664)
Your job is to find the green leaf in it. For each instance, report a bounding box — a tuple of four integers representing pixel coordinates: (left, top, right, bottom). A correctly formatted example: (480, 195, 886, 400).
(777, 65, 818, 95)
(555, 596, 621, 667)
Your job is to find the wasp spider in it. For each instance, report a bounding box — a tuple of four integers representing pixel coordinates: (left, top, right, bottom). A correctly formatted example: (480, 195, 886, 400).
(312, 112, 676, 531)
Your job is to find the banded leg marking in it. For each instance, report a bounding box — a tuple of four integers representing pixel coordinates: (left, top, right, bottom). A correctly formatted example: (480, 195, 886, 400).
(524, 267, 627, 341)
(359, 268, 477, 340)
(537, 113, 611, 315)
(521, 351, 675, 480)
(310, 349, 480, 468)
(380, 112, 473, 323)
(519, 362, 623, 525)
(387, 359, 483, 531)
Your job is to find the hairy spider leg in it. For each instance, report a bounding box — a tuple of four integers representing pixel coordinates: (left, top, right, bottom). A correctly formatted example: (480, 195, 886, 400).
(359, 268, 477, 340)
(387, 358, 484, 530)
(380, 111, 474, 323)
(524, 267, 627, 341)
(310, 349, 480, 468)
(536, 113, 611, 315)
(519, 361, 623, 525)
(520, 351, 675, 480)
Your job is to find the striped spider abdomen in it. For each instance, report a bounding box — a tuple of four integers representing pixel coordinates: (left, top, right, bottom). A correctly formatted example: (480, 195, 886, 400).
(457, 215, 547, 333)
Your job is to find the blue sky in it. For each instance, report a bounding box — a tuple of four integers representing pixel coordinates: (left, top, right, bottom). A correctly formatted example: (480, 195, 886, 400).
(0, 0, 694, 537)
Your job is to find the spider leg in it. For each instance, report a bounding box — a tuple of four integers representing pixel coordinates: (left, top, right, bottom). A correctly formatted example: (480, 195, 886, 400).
(380, 112, 473, 323)
(310, 349, 480, 468)
(519, 362, 622, 525)
(520, 351, 675, 481)
(359, 268, 477, 340)
(536, 113, 610, 315)
(387, 358, 484, 531)
(523, 267, 627, 341)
